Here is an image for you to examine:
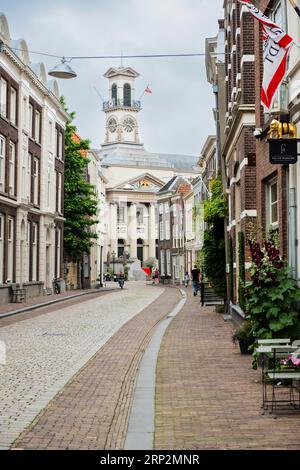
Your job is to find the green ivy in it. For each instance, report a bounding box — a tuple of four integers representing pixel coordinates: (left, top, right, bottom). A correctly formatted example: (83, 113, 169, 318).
(201, 177, 227, 300)
(238, 231, 246, 311)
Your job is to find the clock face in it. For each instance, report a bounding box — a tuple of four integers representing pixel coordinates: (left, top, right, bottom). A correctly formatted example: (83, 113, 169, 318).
(123, 117, 135, 132)
(108, 118, 117, 133)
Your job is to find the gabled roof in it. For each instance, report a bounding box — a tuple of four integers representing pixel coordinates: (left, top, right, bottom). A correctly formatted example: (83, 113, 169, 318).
(104, 67, 140, 79)
(110, 172, 165, 192)
(157, 175, 190, 195)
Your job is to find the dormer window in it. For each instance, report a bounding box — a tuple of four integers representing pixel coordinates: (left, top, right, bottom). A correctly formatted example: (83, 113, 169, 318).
(112, 83, 117, 104)
(124, 83, 131, 106)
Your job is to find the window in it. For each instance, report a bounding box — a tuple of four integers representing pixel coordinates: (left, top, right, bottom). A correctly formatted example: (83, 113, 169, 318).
(112, 83, 117, 104)
(136, 207, 143, 224)
(48, 120, 53, 148)
(0, 77, 7, 118)
(57, 172, 62, 213)
(31, 157, 39, 206)
(166, 250, 171, 276)
(47, 163, 52, 208)
(159, 221, 164, 240)
(35, 110, 41, 143)
(0, 214, 3, 283)
(31, 222, 38, 281)
(10, 88, 17, 125)
(165, 220, 170, 240)
(118, 239, 125, 258)
(56, 227, 61, 278)
(28, 103, 33, 137)
(58, 131, 63, 160)
(160, 250, 165, 276)
(266, 178, 278, 229)
(7, 217, 14, 282)
(117, 205, 125, 224)
(0, 134, 5, 192)
(22, 148, 29, 200)
(8, 141, 16, 196)
(123, 83, 131, 106)
(22, 96, 28, 131)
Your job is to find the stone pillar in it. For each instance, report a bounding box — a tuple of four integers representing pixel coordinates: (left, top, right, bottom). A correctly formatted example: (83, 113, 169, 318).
(110, 203, 118, 255)
(129, 202, 137, 258)
(148, 203, 156, 258)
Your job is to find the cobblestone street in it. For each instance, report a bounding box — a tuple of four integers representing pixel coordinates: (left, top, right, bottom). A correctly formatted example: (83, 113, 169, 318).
(0, 282, 165, 449)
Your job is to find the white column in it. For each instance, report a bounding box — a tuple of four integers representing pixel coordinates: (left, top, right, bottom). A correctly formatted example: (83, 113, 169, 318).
(148, 203, 156, 258)
(129, 203, 137, 258)
(110, 203, 118, 255)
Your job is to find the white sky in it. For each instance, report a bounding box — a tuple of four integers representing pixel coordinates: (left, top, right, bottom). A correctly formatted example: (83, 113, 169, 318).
(1, 0, 224, 156)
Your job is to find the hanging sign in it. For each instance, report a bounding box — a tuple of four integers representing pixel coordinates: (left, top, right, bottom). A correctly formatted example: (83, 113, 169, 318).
(269, 139, 298, 164)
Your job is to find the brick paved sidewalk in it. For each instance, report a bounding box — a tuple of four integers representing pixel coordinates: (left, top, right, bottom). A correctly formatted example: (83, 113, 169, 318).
(0, 284, 118, 317)
(155, 290, 300, 450)
(12, 287, 181, 450)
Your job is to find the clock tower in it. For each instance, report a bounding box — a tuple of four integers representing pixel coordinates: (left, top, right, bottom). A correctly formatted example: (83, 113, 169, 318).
(102, 67, 142, 145)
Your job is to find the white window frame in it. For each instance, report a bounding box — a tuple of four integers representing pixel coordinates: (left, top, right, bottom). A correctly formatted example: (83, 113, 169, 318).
(35, 110, 41, 143)
(165, 219, 170, 240)
(160, 250, 165, 276)
(159, 221, 164, 241)
(28, 103, 33, 137)
(117, 205, 125, 224)
(56, 228, 61, 278)
(266, 177, 278, 230)
(0, 77, 7, 118)
(57, 172, 62, 214)
(10, 87, 17, 125)
(8, 141, 16, 196)
(0, 134, 5, 192)
(7, 216, 14, 282)
(32, 222, 38, 281)
(33, 157, 39, 206)
(166, 249, 171, 276)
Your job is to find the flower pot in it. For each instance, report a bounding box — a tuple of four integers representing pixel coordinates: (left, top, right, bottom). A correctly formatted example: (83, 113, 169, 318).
(238, 338, 252, 355)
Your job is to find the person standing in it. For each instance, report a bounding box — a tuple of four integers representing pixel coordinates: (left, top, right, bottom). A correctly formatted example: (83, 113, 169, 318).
(191, 265, 200, 296)
(184, 271, 190, 288)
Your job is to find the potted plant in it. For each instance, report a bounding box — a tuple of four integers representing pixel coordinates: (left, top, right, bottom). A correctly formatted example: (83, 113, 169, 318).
(232, 321, 253, 355)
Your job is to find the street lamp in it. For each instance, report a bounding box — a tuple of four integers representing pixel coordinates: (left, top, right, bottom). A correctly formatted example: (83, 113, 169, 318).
(111, 251, 116, 276)
(48, 57, 77, 79)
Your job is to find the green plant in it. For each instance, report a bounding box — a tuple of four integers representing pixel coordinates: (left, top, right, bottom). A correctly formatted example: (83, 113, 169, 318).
(245, 231, 300, 367)
(144, 257, 157, 269)
(238, 231, 246, 311)
(232, 321, 253, 344)
(61, 96, 98, 261)
(201, 176, 227, 300)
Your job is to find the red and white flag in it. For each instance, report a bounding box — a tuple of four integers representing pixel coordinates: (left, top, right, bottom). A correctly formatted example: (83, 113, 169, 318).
(144, 85, 152, 94)
(239, 0, 294, 109)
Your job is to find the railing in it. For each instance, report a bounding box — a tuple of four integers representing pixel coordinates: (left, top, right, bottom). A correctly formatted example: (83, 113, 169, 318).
(103, 99, 141, 111)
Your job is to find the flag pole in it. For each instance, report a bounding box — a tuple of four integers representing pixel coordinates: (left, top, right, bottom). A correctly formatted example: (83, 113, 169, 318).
(288, 0, 300, 18)
(139, 84, 149, 101)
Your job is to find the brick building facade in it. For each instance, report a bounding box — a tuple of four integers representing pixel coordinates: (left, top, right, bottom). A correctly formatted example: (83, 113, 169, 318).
(221, 0, 257, 317)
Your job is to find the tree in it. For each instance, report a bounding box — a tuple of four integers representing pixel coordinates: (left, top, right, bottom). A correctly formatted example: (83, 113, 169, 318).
(201, 177, 227, 300)
(61, 97, 98, 261)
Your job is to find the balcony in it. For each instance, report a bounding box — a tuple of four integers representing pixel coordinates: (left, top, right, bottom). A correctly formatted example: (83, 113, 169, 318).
(103, 99, 141, 111)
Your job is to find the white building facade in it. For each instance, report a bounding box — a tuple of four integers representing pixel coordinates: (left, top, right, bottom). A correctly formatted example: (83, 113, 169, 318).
(0, 13, 68, 303)
(94, 66, 199, 278)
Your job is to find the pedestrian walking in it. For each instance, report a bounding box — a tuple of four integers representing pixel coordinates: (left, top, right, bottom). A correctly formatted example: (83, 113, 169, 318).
(152, 268, 159, 285)
(191, 265, 200, 296)
(184, 271, 190, 288)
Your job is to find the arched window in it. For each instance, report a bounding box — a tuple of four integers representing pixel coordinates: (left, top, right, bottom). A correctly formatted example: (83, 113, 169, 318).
(123, 83, 131, 107)
(112, 83, 117, 104)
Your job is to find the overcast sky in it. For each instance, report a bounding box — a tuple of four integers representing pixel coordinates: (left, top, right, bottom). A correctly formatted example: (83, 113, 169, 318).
(1, 0, 223, 156)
